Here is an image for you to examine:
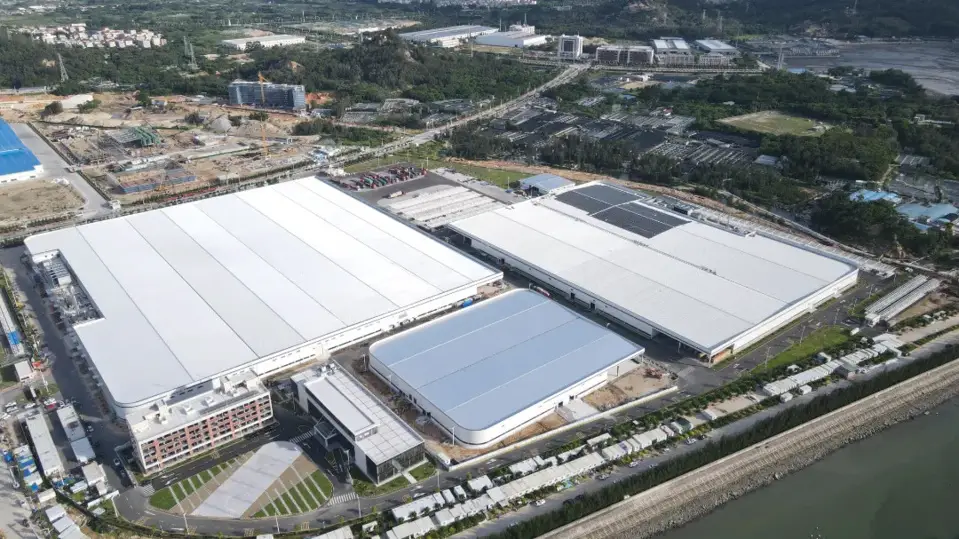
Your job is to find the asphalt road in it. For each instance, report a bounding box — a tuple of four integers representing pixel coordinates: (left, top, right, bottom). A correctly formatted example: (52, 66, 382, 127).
(0, 247, 130, 490)
(9, 124, 108, 219)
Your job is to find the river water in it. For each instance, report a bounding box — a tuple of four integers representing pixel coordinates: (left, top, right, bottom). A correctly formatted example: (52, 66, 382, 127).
(785, 42, 959, 95)
(658, 398, 959, 539)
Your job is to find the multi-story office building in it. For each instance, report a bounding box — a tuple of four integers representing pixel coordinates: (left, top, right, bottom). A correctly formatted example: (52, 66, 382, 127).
(293, 364, 426, 485)
(131, 371, 273, 472)
(228, 80, 307, 110)
(556, 35, 584, 59)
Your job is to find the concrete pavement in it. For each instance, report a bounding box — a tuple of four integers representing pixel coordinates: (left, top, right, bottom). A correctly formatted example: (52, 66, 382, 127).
(9, 124, 108, 219)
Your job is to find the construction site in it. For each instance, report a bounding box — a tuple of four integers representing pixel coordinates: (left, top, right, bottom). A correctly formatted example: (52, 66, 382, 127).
(24, 92, 324, 205)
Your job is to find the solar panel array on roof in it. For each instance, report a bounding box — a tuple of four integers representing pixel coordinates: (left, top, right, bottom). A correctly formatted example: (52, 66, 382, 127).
(591, 204, 685, 239)
(554, 183, 685, 239)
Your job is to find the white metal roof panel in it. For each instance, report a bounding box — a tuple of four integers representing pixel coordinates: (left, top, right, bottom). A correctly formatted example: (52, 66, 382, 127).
(274, 181, 472, 291)
(126, 210, 305, 357)
(24, 177, 500, 407)
(370, 290, 642, 431)
(161, 203, 343, 339)
(304, 376, 376, 437)
(197, 193, 394, 325)
(449, 182, 855, 353)
(76, 218, 259, 381)
(298, 180, 493, 282)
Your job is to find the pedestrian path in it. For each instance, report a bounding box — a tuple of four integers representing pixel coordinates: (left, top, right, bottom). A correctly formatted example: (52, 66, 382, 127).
(327, 491, 357, 506)
(290, 431, 316, 444)
(139, 484, 156, 496)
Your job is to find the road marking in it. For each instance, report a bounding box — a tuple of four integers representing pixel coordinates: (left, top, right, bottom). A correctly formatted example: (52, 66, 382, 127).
(326, 492, 357, 506)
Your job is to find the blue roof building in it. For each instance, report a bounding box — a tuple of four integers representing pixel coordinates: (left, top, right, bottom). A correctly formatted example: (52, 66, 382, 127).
(0, 119, 44, 183)
(519, 173, 575, 194)
(850, 189, 902, 205)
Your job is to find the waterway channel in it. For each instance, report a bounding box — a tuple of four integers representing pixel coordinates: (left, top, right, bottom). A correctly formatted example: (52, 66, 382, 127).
(657, 397, 959, 539)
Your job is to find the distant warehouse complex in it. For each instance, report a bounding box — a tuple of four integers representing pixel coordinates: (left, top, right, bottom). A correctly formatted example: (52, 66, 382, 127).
(398, 25, 497, 48)
(448, 182, 858, 362)
(475, 25, 547, 48)
(0, 119, 44, 184)
(369, 290, 644, 447)
(220, 34, 305, 51)
(228, 80, 306, 110)
(24, 177, 501, 472)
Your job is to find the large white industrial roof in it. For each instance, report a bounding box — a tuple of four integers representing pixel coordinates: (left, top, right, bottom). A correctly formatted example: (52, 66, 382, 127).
(449, 183, 856, 354)
(399, 25, 496, 41)
(25, 178, 499, 407)
(370, 290, 643, 432)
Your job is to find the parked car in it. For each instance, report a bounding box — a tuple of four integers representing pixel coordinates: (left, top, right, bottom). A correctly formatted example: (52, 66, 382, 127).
(532, 499, 546, 507)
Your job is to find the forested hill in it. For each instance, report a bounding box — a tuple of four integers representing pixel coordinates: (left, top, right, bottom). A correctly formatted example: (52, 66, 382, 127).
(425, 0, 959, 40)
(0, 31, 553, 103)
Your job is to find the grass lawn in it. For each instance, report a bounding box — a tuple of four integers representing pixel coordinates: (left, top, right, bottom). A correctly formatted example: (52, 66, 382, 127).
(719, 111, 828, 137)
(440, 162, 527, 189)
(311, 470, 334, 498)
(149, 489, 177, 511)
(280, 492, 297, 514)
(295, 483, 319, 509)
(409, 462, 436, 482)
(351, 467, 410, 498)
(753, 326, 850, 372)
(148, 454, 244, 510)
(288, 487, 307, 512)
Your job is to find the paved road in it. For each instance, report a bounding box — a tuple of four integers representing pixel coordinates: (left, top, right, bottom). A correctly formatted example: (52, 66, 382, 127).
(9, 124, 108, 219)
(0, 247, 130, 489)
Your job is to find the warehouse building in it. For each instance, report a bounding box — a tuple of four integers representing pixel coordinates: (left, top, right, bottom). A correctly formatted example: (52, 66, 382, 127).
(228, 80, 306, 110)
(398, 25, 497, 48)
(293, 364, 426, 485)
(0, 119, 44, 184)
(221, 34, 305, 51)
(475, 25, 547, 48)
(594, 45, 654, 66)
(448, 182, 858, 362)
(557, 35, 584, 59)
(24, 177, 500, 472)
(694, 39, 739, 56)
(368, 290, 644, 447)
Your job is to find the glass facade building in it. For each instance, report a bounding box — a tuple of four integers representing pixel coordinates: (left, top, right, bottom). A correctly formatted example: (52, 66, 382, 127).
(227, 80, 306, 110)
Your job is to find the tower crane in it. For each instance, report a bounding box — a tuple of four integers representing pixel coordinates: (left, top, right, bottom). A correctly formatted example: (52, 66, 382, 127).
(257, 72, 270, 157)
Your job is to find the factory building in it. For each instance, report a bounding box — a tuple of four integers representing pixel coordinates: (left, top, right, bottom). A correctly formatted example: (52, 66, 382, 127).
(293, 364, 426, 485)
(697, 53, 732, 67)
(228, 80, 307, 110)
(448, 182, 858, 363)
(0, 119, 44, 184)
(220, 34, 306, 51)
(475, 25, 547, 48)
(694, 39, 739, 56)
(24, 177, 501, 473)
(398, 25, 497, 48)
(653, 37, 694, 66)
(594, 45, 654, 66)
(557, 35, 584, 59)
(368, 290, 644, 447)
